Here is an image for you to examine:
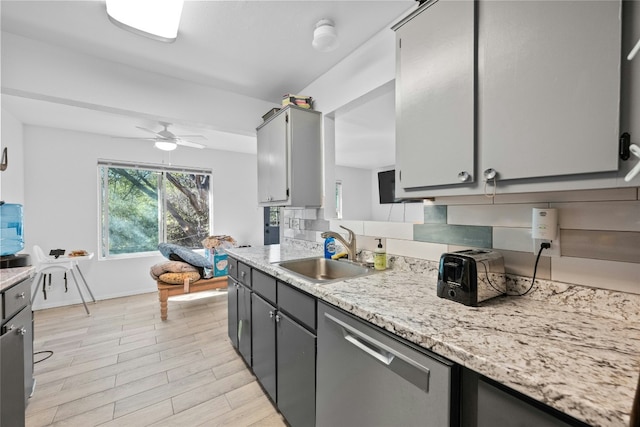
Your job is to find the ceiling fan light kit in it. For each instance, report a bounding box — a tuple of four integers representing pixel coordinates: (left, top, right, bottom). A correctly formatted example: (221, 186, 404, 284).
(154, 140, 178, 151)
(105, 0, 184, 43)
(312, 19, 339, 53)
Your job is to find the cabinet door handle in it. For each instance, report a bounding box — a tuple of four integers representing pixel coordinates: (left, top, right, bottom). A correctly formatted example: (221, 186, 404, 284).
(17, 292, 25, 299)
(458, 171, 471, 182)
(269, 310, 275, 318)
(483, 168, 497, 180)
(4, 324, 24, 336)
(275, 314, 281, 323)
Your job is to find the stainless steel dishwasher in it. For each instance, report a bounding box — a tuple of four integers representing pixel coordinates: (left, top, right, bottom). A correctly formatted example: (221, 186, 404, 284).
(316, 302, 457, 427)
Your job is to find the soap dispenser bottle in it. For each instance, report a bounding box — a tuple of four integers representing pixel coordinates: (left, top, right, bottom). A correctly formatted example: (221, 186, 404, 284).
(374, 238, 386, 271)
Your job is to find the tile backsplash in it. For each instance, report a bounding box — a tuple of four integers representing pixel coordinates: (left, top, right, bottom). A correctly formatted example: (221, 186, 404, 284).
(282, 187, 640, 295)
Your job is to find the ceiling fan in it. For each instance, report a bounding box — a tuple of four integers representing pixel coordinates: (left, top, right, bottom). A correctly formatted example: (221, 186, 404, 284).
(127, 122, 206, 151)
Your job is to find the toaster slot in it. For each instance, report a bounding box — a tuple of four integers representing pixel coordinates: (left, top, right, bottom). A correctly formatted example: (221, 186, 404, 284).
(443, 260, 464, 285)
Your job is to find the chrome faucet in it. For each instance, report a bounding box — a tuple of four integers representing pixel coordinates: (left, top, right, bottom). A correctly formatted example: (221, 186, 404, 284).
(321, 226, 357, 261)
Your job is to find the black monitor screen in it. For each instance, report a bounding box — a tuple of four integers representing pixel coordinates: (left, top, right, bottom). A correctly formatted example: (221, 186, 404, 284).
(378, 170, 396, 204)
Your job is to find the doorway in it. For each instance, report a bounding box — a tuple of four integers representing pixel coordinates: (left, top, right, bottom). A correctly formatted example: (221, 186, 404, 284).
(263, 207, 280, 245)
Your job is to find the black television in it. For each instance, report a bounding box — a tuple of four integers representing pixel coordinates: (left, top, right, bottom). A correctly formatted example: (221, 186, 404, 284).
(378, 169, 397, 204)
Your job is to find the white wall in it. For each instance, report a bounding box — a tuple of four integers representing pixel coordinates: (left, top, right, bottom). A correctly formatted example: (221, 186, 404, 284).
(370, 168, 424, 223)
(335, 165, 372, 221)
(24, 125, 262, 309)
(0, 107, 25, 204)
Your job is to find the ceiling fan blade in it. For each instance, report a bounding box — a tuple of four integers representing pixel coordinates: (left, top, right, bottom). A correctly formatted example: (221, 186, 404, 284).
(176, 139, 206, 149)
(136, 126, 164, 138)
(175, 134, 207, 140)
(114, 136, 156, 141)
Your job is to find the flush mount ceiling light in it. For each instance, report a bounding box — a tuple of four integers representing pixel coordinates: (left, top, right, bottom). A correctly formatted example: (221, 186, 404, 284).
(106, 0, 184, 43)
(312, 19, 339, 53)
(154, 140, 178, 151)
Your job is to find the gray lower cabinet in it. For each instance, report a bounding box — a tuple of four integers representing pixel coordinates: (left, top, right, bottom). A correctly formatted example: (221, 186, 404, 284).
(251, 293, 276, 401)
(236, 282, 252, 366)
(476, 378, 579, 427)
(230, 261, 316, 427)
(227, 262, 252, 367)
(1, 307, 28, 427)
(1, 274, 34, 427)
(276, 312, 315, 427)
(226, 276, 238, 349)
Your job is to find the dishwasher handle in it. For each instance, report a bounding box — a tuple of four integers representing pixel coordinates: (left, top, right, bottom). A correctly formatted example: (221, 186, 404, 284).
(324, 312, 431, 393)
(344, 334, 395, 366)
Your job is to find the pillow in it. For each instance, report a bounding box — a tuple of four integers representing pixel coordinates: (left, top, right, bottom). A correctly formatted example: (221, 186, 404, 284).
(158, 271, 201, 285)
(158, 243, 212, 269)
(150, 261, 198, 280)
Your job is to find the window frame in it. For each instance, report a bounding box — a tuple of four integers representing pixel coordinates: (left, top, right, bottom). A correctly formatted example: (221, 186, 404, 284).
(98, 159, 213, 259)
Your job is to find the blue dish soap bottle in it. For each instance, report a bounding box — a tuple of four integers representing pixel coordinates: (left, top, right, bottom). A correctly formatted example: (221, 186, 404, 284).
(324, 236, 336, 259)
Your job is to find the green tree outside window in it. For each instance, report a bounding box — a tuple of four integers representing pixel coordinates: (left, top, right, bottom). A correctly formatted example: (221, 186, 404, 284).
(99, 163, 212, 257)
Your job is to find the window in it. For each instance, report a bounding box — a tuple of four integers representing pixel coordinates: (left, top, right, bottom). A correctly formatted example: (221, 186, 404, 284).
(335, 180, 343, 219)
(98, 160, 212, 258)
(268, 206, 280, 227)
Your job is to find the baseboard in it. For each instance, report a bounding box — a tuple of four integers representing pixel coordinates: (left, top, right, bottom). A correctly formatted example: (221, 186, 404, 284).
(31, 288, 156, 311)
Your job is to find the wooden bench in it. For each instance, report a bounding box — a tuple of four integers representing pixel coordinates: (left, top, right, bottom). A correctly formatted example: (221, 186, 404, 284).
(157, 275, 227, 320)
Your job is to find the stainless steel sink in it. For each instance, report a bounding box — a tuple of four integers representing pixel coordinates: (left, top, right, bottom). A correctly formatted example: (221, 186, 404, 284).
(276, 257, 375, 284)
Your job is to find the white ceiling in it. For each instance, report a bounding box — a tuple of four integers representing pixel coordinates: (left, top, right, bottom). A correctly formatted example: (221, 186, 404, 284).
(1, 0, 413, 166)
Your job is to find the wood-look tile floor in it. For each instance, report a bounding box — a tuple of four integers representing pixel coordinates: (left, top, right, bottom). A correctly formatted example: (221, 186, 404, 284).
(26, 291, 287, 427)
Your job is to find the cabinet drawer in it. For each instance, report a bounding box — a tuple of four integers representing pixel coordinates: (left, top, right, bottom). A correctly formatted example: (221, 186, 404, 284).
(252, 270, 276, 304)
(228, 257, 238, 280)
(278, 282, 316, 331)
(3, 277, 31, 321)
(238, 262, 251, 287)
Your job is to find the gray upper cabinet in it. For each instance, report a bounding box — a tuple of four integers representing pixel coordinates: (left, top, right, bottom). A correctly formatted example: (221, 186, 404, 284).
(393, 0, 475, 190)
(393, 0, 624, 198)
(479, 0, 621, 182)
(256, 106, 322, 207)
(257, 111, 288, 204)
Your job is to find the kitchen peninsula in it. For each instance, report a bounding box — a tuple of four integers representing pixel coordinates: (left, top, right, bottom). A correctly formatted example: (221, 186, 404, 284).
(227, 243, 639, 427)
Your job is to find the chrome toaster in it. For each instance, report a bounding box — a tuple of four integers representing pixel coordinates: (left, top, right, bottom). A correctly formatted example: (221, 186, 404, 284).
(437, 249, 506, 306)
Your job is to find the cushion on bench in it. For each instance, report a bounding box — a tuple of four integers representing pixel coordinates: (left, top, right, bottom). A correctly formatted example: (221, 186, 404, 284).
(150, 260, 198, 280)
(158, 271, 201, 285)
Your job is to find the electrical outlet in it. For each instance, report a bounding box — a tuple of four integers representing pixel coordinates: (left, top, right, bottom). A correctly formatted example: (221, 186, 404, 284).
(532, 231, 561, 257)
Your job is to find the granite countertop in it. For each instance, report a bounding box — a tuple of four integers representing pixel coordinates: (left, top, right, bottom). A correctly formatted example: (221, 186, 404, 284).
(227, 244, 640, 427)
(0, 266, 36, 292)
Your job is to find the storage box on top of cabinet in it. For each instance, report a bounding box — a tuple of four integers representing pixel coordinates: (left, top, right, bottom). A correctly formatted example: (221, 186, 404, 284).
(257, 105, 322, 207)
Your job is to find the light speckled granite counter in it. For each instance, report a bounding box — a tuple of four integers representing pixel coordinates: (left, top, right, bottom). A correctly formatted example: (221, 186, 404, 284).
(227, 244, 640, 427)
(0, 266, 35, 292)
